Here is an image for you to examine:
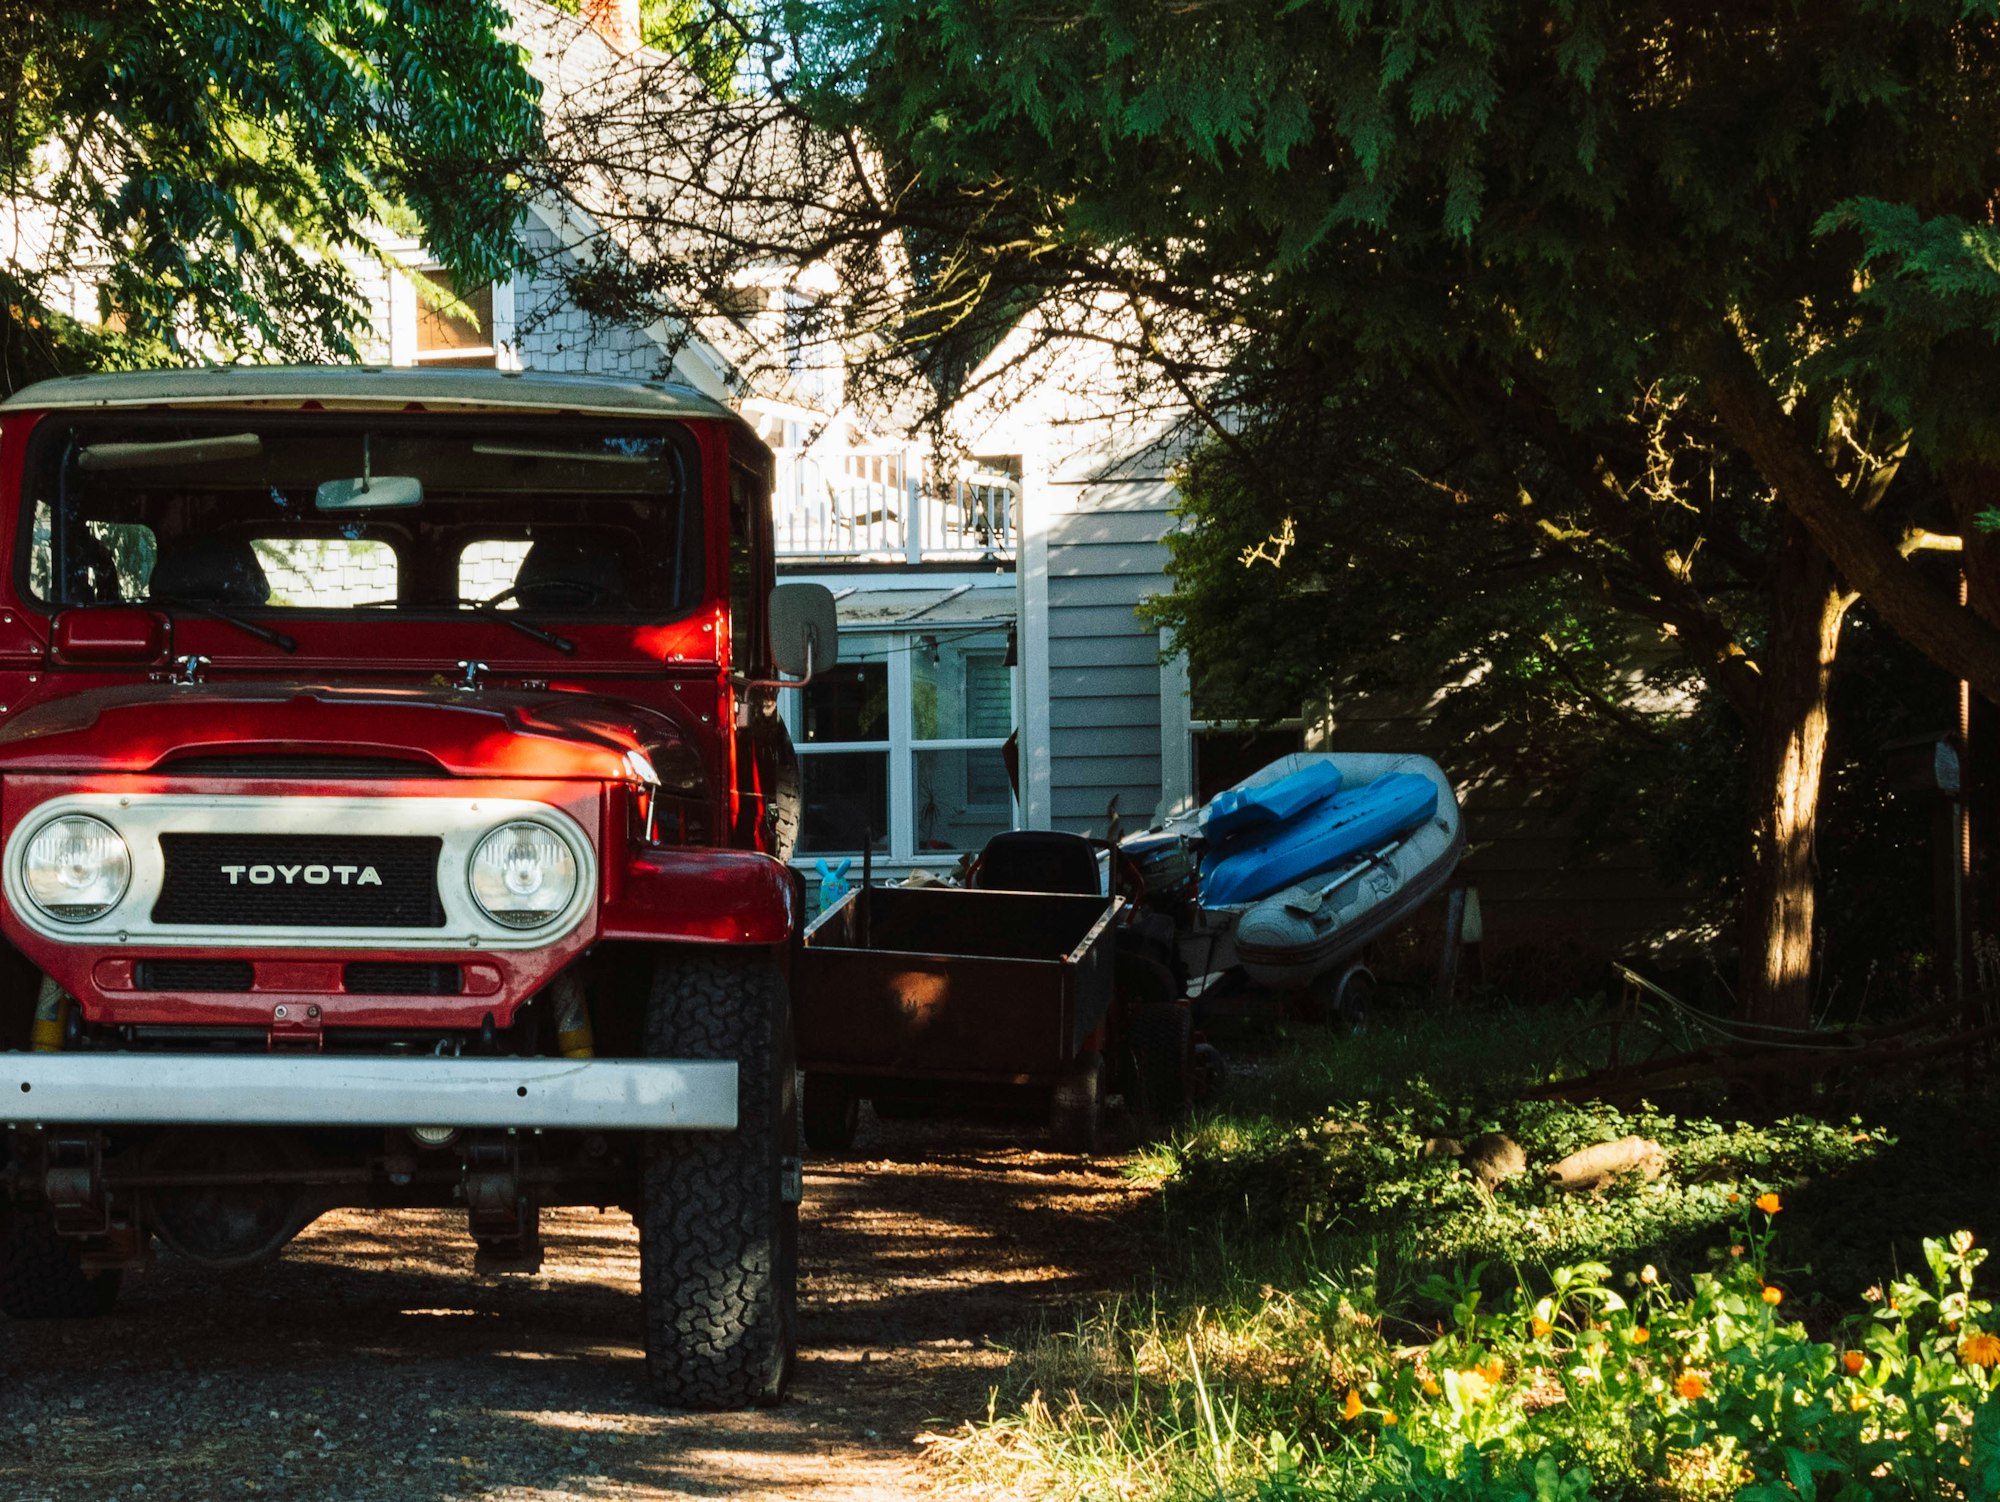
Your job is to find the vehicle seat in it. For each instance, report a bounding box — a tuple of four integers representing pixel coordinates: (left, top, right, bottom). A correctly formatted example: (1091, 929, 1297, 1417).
(971, 831, 1101, 896)
(514, 534, 632, 610)
(149, 537, 271, 606)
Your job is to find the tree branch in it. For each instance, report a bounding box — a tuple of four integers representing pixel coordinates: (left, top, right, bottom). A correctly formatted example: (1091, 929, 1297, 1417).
(1687, 322, 2000, 705)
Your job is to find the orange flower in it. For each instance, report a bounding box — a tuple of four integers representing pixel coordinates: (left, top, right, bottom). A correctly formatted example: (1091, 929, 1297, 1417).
(1382, 1411, 1398, 1426)
(1476, 1357, 1506, 1385)
(1729, 1245, 1746, 1258)
(1640, 1264, 1658, 1285)
(1841, 1351, 1866, 1376)
(1848, 1391, 1868, 1412)
(1531, 1317, 1553, 1339)
(1755, 1192, 1781, 1215)
(1631, 1326, 1650, 1344)
(1422, 1376, 1441, 1396)
(1961, 1332, 2000, 1369)
(1675, 1372, 1706, 1399)
(1761, 1286, 1784, 1307)
(1342, 1388, 1365, 1421)
(1727, 1193, 1741, 1204)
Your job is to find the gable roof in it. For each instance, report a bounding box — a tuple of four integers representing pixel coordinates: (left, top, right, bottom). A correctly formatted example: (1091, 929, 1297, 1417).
(502, 0, 893, 413)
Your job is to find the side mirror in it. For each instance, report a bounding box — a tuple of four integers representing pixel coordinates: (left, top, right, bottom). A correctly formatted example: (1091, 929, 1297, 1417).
(52, 607, 169, 666)
(760, 582, 839, 688)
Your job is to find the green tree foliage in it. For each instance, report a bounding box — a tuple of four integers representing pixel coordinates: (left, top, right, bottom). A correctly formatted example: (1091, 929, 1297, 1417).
(755, 0, 2000, 1020)
(0, 0, 543, 387)
(774, 0, 2000, 682)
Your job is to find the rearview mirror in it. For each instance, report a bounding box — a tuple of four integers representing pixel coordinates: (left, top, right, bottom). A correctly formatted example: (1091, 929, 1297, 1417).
(767, 582, 838, 685)
(315, 432, 422, 511)
(315, 474, 423, 511)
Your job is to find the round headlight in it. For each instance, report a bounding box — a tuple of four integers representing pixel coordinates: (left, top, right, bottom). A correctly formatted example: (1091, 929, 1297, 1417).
(469, 822, 579, 928)
(22, 815, 131, 922)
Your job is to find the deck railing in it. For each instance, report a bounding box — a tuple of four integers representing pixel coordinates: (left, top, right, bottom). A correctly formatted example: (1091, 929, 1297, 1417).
(772, 448, 1018, 563)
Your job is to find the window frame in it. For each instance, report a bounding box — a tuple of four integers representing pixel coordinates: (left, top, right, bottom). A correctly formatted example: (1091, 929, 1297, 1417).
(15, 412, 706, 622)
(784, 623, 1018, 864)
(395, 264, 517, 371)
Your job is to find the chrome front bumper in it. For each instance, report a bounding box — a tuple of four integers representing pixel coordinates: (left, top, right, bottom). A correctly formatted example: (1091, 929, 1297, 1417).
(2, 1055, 738, 1131)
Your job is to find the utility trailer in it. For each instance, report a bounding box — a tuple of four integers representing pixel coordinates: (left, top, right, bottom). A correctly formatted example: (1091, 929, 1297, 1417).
(793, 884, 1125, 1153)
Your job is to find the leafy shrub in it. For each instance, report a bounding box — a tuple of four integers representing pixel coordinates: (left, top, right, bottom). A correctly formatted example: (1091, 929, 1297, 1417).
(930, 1014, 1999, 1501)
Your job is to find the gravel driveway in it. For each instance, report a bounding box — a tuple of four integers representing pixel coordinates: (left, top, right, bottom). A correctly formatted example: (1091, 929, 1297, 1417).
(0, 1116, 1150, 1501)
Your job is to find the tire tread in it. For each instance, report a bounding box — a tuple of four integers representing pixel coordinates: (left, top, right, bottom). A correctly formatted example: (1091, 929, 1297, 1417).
(640, 949, 796, 1409)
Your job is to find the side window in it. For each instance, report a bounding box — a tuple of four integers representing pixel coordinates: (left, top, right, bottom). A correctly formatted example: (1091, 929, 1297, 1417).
(250, 538, 397, 607)
(459, 540, 531, 605)
(29, 505, 156, 604)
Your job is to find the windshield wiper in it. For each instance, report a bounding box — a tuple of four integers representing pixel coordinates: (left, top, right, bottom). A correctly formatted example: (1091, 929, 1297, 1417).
(153, 598, 296, 653)
(455, 599, 575, 655)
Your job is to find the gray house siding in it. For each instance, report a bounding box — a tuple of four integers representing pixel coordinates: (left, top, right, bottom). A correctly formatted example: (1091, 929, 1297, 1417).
(512, 218, 672, 378)
(1045, 475, 1179, 832)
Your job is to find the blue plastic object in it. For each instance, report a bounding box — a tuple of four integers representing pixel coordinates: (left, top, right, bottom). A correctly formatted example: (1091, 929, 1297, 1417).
(814, 857, 853, 915)
(1202, 760, 1345, 845)
(1202, 773, 1439, 907)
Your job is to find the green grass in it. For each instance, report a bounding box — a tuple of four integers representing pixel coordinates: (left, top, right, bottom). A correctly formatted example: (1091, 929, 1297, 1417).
(928, 1006, 2000, 1501)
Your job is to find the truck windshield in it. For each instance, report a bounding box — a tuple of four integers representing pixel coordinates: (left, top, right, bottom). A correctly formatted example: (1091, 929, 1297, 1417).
(20, 414, 701, 620)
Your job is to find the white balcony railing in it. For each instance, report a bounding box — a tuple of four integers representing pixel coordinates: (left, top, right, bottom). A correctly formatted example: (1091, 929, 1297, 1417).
(773, 448, 1017, 563)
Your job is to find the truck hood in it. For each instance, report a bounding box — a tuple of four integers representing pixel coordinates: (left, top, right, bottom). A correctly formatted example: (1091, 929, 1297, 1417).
(0, 682, 700, 782)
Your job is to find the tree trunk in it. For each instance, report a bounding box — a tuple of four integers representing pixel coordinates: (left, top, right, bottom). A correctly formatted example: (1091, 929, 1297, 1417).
(1738, 521, 1849, 1028)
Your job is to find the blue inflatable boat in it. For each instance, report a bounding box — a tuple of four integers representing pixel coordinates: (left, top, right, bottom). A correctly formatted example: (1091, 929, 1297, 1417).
(1201, 759, 1344, 848)
(1202, 772, 1438, 906)
(1193, 752, 1464, 991)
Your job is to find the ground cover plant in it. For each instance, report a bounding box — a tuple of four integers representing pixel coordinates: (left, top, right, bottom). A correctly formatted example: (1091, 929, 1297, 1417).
(929, 1009, 2000, 1499)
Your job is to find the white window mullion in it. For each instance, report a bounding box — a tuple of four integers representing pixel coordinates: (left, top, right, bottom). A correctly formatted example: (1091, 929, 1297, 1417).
(887, 642, 914, 860)
(493, 273, 520, 371)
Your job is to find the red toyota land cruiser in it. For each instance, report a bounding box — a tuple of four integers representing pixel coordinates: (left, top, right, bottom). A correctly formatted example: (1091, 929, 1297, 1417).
(0, 366, 834, 1409)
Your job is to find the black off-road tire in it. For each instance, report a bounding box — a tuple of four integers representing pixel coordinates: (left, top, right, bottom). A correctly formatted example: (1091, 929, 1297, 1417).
(1127, 1002, 1193, 1130)
(800, 1073, 859, 1155)
(640, 948, 797, 1409)
(0, 1206, 120, 1320)
(1048, 1050, 1103, 1154)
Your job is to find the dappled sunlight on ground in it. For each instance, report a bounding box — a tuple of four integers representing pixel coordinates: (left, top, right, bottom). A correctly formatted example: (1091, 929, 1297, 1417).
(0, 1114, 1153, 1500)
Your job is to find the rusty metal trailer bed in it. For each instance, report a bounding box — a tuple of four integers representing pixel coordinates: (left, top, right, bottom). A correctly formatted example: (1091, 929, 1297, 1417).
(793, 885, 1121, 1153)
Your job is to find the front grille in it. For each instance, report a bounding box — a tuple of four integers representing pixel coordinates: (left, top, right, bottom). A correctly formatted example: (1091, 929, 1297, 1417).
(132, 958, 255, 992)
(160, 755, 446, 779)
(152, 834, 445, 929)
(344, 962, 462, 995)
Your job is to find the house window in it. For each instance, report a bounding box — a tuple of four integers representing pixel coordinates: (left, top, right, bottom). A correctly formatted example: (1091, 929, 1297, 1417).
(1187, 670, 1304, 803)
(786, 626, 1017, 859)
(408, 269, 510, 369)
(793, 635, 892, 855)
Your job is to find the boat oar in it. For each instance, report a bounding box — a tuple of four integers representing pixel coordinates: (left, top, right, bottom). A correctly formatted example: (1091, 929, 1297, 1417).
(1282, 841, 1404, 917)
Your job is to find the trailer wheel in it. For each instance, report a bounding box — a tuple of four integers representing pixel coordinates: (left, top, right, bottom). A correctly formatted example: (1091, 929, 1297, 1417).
(800, 1073, 859, 1155)
(0, 1206, 120, 1320)
(1192, 1042, 1227, 1103)
(639, 949, 797, 1409)
(1333, 966, 1375, 1034)
(1048, 1050, 1103, 1154)
(1128, 1002, 1193, 1129)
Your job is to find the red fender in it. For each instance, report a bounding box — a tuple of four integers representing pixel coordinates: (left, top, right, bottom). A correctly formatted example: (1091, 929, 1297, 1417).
(600, 847, 797, 946)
